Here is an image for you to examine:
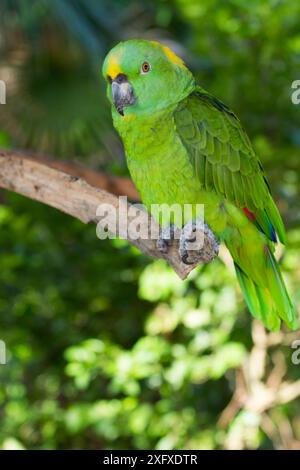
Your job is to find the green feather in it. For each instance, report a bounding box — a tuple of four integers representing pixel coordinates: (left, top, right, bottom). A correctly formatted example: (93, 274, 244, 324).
(265, 246, 297, 328)
(205, 158, 213, 190)
(216, 165, 225, 194)
(265, 197, 286, 244)
(212, 139, 223, 163)
(104, 40, 295, 330)
(227, 146, 240, 172)
(205, 132, 215, 155)
(234, 262, 281, 330)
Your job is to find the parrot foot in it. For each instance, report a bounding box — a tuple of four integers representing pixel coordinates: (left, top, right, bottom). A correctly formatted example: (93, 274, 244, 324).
(156, 224, 177, 253)
(179, 220, 219, 265)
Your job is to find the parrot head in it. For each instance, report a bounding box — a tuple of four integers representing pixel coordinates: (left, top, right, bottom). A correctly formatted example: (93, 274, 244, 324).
(102, 39, 195, 117)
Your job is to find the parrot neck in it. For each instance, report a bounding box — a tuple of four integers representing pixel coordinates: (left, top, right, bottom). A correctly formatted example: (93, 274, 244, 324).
(114, 103, 177, 159)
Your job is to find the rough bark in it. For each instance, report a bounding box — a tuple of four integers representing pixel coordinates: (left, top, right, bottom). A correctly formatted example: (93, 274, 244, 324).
(0, 150, 218, 279)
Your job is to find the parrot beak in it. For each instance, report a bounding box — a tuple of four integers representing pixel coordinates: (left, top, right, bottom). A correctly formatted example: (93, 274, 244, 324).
(111, 74, 135, 116)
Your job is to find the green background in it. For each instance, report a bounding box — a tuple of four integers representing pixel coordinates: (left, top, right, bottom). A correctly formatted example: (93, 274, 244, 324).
(0, 0, 299, 450)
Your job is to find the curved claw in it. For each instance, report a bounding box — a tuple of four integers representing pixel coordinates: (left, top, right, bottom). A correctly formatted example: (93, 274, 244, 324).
(157, 224, 176, 254)
(180, 251, 196, 265)
(179, 219, 219, 266)
(157, 237, 170, 253)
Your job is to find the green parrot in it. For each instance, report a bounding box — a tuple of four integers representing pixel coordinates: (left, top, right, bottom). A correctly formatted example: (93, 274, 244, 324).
(102, 39, 298, 331)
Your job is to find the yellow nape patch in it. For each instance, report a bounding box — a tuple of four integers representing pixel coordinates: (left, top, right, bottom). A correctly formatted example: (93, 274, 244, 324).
(107, 57, 122, 79)
(162, 45, 185, 67)
(123, 113, 136, 121)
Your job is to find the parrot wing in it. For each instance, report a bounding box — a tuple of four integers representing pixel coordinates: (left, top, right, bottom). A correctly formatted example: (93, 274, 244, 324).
(174, 88, 286, 244)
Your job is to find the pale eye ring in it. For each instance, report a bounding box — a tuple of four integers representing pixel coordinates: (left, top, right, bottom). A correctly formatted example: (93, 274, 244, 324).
(141, 61, 151, 74)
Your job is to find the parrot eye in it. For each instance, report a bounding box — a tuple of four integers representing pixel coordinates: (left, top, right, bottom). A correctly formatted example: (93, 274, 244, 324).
(141, 61, 151, 74)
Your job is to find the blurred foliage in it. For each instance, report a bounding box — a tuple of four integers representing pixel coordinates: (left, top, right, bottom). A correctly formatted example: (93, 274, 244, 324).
(0, 0, 299, 450)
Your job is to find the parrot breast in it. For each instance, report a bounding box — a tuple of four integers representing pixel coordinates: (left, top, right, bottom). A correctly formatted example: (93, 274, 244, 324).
(114, 105, 226, 232)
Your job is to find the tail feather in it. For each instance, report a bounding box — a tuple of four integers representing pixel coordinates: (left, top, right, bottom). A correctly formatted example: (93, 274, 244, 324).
(265, 198, 286, 244)
(235, 263, 281, 331)
(254, 283, 281, 331)
(265, 246, 297, 328)
(234, 249, 298, 331)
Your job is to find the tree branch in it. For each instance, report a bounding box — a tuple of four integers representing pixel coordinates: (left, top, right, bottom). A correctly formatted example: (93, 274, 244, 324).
(24, 152, 140, 201)
(0, 150, 218, 279)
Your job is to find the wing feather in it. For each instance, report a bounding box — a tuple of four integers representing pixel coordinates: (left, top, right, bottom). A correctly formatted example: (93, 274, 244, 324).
(174, 88, 286, 243)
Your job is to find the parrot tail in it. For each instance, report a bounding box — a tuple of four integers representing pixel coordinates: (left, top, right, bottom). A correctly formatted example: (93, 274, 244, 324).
(234, 246, 298, 331)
